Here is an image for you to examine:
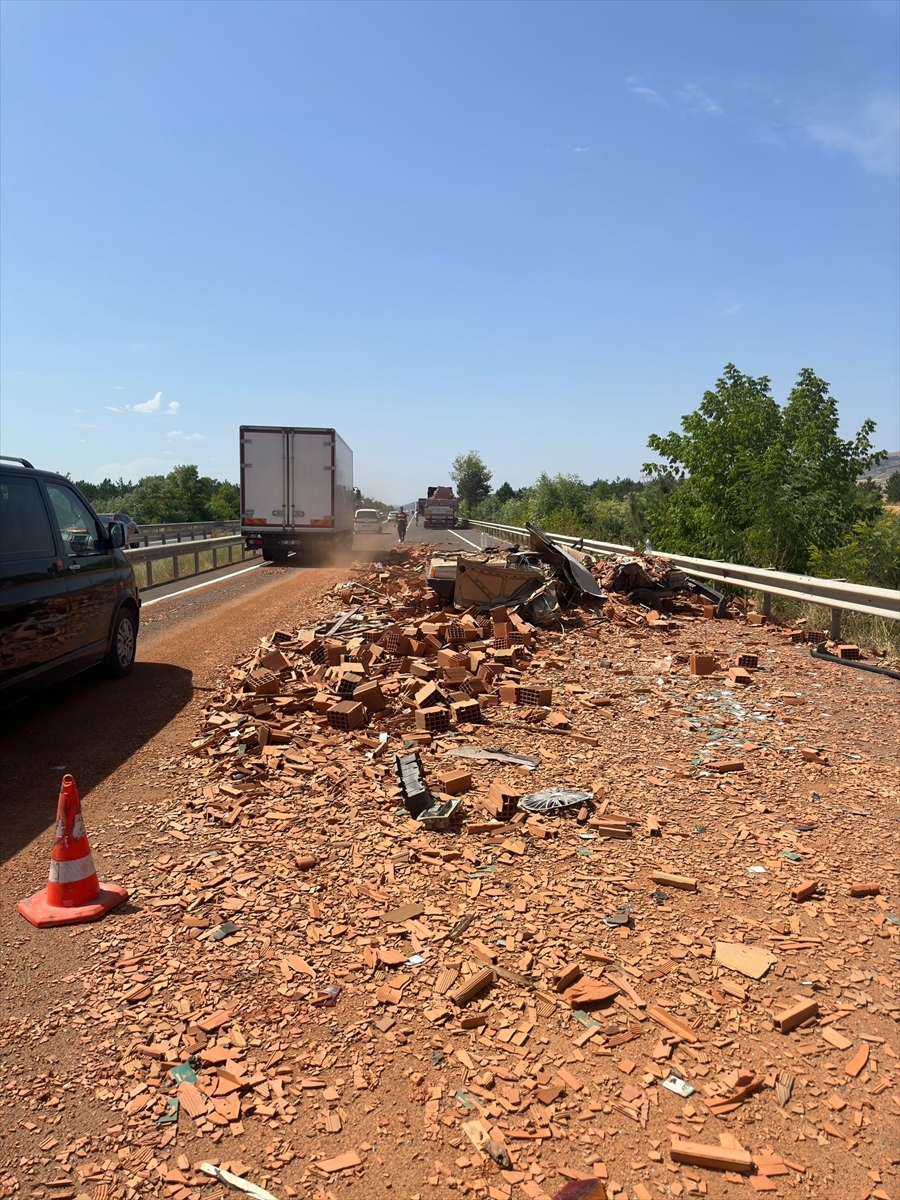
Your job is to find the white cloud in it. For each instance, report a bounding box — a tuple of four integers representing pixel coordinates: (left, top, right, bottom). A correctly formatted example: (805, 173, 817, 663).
(105, 405, 123, 412)
(166, 430, 206, 441)
(800, 92, 899, 177)
(74, 408, 86, 413)
(567, 145, 590, 153)
(111, 385, 125, 390)
(677, 84, 723, 115)
(76, 422, 103, 429)
(131, 390, 180, 415)
(626, 76, 668, 108)
(723, 303, 743, 317)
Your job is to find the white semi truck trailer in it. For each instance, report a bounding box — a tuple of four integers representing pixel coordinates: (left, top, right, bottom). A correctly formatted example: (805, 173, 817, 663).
(240, 426, 354, 561)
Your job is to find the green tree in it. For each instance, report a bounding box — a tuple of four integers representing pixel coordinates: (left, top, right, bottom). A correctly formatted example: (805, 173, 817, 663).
(75, 465, 241, 523)
(451, 451, 492, 510)
(886, 470, 900, 503)
(208, 481, 240, 521)
(645, 364, 883, 572)
(162, 464, 206, 522)
(129, 475, 168, 522)
(493, 482, 516, 505)
(809, 513, 900, 589)
(356, 491, 391, 512)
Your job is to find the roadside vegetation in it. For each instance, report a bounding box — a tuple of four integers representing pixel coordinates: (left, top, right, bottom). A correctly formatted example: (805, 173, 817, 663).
(76, 464, 240, 524)
(75, 466, 392, 527)
(355, 491, 391, 512)
(462, 364, 900, 595)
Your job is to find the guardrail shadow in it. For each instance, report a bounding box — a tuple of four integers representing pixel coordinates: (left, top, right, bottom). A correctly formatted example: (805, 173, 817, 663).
(0, 662, 194, 866)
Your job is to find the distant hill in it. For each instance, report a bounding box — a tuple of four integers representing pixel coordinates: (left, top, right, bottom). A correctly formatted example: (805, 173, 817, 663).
(860, 451, 900, 488)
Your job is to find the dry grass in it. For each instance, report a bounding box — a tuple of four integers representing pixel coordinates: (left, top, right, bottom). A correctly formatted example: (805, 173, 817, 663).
(763, 595, 900, 661)
(135, 545, 261, 590)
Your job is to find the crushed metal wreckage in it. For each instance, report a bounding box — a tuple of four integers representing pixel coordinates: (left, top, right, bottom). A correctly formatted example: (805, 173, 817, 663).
(425, 523, 726, 618)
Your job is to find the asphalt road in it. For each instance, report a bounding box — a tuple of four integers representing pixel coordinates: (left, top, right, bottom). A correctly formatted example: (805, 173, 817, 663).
(139, 554, 270, 604)
(377, 518, 481, 553)
(135, 523, 481, 606)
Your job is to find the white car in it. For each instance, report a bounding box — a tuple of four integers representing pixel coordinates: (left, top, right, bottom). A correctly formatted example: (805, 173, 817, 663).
(353, 508, 383, 534)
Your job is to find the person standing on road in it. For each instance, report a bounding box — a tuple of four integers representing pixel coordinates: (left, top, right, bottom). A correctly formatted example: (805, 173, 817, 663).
(396, 508, 408, 542)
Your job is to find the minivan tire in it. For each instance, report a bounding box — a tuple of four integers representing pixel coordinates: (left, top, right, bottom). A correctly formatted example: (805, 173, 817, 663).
(106, 606, 137, 677)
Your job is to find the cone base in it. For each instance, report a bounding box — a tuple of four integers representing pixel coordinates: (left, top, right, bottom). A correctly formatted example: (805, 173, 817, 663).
(17, 882, 128, 929)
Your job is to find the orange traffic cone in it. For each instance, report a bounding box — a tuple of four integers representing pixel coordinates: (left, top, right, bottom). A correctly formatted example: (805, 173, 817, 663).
(17, 774, 128, 928)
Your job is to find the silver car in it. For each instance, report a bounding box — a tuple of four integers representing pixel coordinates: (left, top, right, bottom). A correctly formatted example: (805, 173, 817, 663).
(97, 512, 141, 548)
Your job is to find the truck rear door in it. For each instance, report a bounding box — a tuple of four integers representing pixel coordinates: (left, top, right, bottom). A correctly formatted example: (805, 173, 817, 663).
(289, 432, 334, 527)
(241, 429, 287, 526)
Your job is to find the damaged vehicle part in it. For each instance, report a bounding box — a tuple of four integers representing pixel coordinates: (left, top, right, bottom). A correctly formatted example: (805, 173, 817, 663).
(424, 557, 458, 604)
(393, 752, 435, 816)
(417, 798, 462, 829)
(522, 581, 562, 627)
(453, 557, 545, 609)
(519, 788, 593, 814)
(525, 523, 605, 601)
(449, 746, 540, 769)
(683, 576, 728, 617)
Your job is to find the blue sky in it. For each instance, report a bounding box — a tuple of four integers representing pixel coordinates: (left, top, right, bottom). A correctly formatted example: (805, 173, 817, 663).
(1, 0, 897, 504)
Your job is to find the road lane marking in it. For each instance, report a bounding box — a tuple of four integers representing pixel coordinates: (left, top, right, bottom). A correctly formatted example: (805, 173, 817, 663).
(448, 529, 485, 551)
(142, 560, 271, 605)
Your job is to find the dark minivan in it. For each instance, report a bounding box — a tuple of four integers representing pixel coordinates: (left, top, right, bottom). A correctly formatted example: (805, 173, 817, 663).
(0, 456, 141, 705)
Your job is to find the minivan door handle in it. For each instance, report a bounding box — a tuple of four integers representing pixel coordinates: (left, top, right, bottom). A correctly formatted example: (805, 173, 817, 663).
(68, 563, 81, 572)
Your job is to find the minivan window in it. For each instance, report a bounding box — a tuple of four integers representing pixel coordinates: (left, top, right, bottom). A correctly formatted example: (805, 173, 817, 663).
(0, 477, 57, 558)
(45, 483, 103, 555)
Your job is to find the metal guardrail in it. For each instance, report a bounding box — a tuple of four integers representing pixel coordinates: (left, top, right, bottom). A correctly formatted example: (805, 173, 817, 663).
(468, 520, 900, 638)
(134, 520, 240, 546)
(125, 535, 260, 590)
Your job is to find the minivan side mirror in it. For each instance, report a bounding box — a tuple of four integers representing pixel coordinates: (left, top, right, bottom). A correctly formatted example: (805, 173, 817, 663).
(107, 521, 126, 549)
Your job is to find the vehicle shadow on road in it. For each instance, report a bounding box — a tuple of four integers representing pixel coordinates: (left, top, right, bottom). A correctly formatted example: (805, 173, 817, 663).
(0, 662, 193, 866)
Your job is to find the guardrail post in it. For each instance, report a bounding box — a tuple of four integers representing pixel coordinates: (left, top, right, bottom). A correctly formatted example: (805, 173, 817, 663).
(762, 593, 771, 617)
(830, 608, 841, 642)
(147, 560, 153, 587)
(194, 550, 200, 576)
(173, 554, 180, 580)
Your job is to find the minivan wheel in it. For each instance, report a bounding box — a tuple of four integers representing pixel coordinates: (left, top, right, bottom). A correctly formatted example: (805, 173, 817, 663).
(106, 607, 137, 677)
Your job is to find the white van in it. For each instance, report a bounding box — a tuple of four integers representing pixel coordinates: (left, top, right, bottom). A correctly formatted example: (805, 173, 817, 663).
(353, 509, 383, 534)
